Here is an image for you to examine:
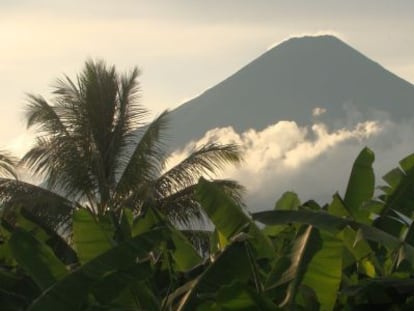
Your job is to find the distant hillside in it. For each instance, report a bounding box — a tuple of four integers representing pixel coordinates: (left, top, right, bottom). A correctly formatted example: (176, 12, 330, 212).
(166, 35, 414, 149)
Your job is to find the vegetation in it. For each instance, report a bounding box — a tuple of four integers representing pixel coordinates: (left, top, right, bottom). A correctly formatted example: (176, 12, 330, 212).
(0, 59, 243, 234)
(1, 61, 414, 310)
(3, 146, 414, 310)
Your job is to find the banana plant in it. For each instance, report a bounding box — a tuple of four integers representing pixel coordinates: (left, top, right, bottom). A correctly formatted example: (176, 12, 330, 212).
(2, 147, 414, 310)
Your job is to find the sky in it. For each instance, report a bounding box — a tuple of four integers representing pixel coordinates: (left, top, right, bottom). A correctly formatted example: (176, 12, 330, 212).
(2, 1, 414, 206)
(2, 1, 414, 156)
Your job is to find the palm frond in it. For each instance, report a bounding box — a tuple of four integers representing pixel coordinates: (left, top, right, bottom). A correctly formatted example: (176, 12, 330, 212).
(111, 67, 149, 180)
(156, 143, 242, 198)
(53, 74, 82, 104)
(180, 229, 212, 257)
(81, 60, 118, 155)
(156, 185, 204, 227)
(156, 179, 245, 226)
(115, 110, 170, 200)
(101, 66, 149, 190)
(23, 89, 96, 198)
(53, 75, 90, 143)
(0, 151, 17, 179)
(25, 94, 67, 135)
(21, 136, 95, 199)
(116, 66, 147, 130)
(0, 178, 75, 232)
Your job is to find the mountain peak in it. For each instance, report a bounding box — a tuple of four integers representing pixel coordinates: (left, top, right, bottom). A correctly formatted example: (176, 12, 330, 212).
(167, 35, 414, 149)
(253, 34, 365, 71)
(267, 35, 348, 53)
(279, 34, 344, 44)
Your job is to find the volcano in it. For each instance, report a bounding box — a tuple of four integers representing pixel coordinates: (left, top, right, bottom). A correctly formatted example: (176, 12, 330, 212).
(166, 35, 414, 149)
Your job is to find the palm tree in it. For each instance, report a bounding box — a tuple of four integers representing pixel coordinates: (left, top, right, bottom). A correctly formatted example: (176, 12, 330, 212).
(0, 59, 243, 234)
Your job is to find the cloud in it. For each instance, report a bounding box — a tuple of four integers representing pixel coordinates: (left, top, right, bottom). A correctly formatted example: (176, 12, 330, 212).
(5, 131, 35, 158)
(312, 107, 327, 117)
(267, 31, 346, 51)
(1, 2, 414, 197)
(166, 119, 389, 210)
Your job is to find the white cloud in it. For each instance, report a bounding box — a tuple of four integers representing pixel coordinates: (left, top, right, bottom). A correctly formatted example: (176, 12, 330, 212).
(266, 30, 347, 51)
(1, 2, 413, 200)
(312, 107, 327, 117)
(166, 119, 386, 210)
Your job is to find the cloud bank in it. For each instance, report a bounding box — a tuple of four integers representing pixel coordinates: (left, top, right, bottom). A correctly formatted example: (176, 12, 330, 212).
(166, 118, 414, 211)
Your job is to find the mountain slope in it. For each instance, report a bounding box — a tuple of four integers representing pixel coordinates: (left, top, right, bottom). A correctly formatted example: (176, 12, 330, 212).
(167, 35, 414, 149)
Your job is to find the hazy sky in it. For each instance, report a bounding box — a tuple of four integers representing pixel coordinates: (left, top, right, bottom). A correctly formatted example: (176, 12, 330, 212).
(1, 1, 414, 155)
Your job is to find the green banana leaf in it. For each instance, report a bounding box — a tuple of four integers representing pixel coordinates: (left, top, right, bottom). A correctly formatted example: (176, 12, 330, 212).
(266, 225, 342, 311)
(274, 191, 301, 210)
(4, 209, 77, 265)
(132, 207, 202, 271)
(300, 229, 343, 311)
(196, 178, 274, 259)
(171, 240, 255, 310)
(72, 210, 114, 265)
(263, 192, 301, 237)
(212, 281, 278, 310)
(9, 229, 68, 290)
(253, 210, 414, 266)
(344, 147, 375, 217)
(381, 153, 414, 217)
(28, 228, 166, 311)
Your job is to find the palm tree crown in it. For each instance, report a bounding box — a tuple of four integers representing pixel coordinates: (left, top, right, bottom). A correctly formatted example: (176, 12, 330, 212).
(0, 59, 242, 231)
